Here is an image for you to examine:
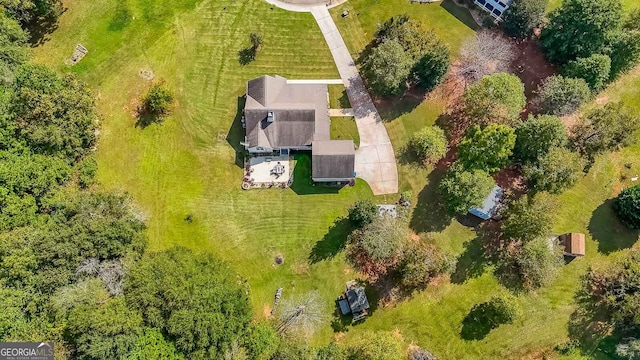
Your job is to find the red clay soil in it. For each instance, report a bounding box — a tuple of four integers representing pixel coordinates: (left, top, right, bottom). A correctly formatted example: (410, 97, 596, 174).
(494, 165, 528, 197)
(511, 38, 558, 116)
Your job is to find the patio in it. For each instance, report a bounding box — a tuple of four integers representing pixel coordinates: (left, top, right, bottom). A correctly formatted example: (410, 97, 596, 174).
(242, 155, 293, 189)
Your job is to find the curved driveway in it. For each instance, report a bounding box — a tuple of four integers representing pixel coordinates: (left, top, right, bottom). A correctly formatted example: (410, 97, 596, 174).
(265, 0, 399, 195)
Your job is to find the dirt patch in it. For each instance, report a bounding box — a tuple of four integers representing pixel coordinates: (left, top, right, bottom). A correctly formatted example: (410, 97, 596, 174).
(291, 263, 310, 275)
(511, 39, 558, 115)
(262, 304, 273, 318)
(494, 165, 527, 197)
(595, 95, 610, 105)
(138, 68, 154, 81)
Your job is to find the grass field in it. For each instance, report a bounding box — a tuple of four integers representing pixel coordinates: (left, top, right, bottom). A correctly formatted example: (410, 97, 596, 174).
(33, 0, 640, 358)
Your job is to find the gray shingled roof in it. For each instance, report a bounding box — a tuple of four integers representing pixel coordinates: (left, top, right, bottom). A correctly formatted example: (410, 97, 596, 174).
(346, 287, 370, 313)
(245, 75, 329, 148)
(312, 140, 355, 180)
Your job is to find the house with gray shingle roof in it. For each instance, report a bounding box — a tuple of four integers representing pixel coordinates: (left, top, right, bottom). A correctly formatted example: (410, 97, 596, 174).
(243, 75, 355, 183)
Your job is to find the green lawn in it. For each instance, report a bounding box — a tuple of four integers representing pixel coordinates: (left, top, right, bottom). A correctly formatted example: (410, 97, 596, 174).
(33, 0, 640, 358)
(330, 116, 360, 148)
(329, 84, 351, 108)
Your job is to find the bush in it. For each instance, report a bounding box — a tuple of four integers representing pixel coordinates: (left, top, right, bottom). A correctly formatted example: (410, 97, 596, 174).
(399, 240, 448, 290)
(514, 114, 567, 164)
(463, 73, 526, 126)
(501, 0, 548, 39)
(524, 147, 586, 194)
(457, 124, 516, 173)
(77, 156, 98, 188)
(609, 30, 640, 79)
(345, 331, 404, 360)
(414, 45, 450, 91)
(571, 102, 640, 159)
(410, 126, 448, 164)
(348, 199, 378, 228)
(540, 0, 623, 64)
(141, 83, 173, 118)
(537, 75, 591, 116)
(614, 185, 640, 230)
(617, 338, 640, 360)
(501, 194, 555, 243)
(438, 164, 495, 215)
(363, 40, 413, 96)
(562, 54, 612, 91)
(349, 215, 407, 263)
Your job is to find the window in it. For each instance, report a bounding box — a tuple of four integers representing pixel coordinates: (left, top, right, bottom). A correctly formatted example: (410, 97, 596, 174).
(477, 0, 486, 5)
(493, 8, 502, 16)
(486, 3, 494, 11)
(497, 1, 507, 7)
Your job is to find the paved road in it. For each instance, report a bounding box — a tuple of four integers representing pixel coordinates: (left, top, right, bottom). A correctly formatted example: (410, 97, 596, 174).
(310, 6, 398, 195)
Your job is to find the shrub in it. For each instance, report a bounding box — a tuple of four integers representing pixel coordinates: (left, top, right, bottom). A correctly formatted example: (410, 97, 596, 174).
(608, 30, 640, 79)
(524, 147, 586, 194)
(410, 126, 448, 164)
(250, 32, 263, 50)
(501, 0, 548, 39)
(414, 45, 450, 91)
(614, 185, 640, 230)
(77, 157, 98, 189)
(438, 164, 495, 215)
(513, 114, 567, 164)
(457, 124, 516, 173)
(399, 240, 448, 290)
(348, 199, 378, 228)
(350, 215, 408, 263)
(617, 338, 640, 360)
(345, 331, 404, 360)
(516, 238, 564, 290)
(363, 40, 413, 96)
(537, 75, 591, 116)
(562, 54, 612, 91)
(462, 73, 526, 126)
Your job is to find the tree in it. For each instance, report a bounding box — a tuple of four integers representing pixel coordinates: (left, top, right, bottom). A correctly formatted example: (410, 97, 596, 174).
(346, 331, 404, 360)
(458, 32, 516, 82)
(414, 44, 450, 91)
(0, 0, 63, 24)
(348, 199, 378, 228)
(373, 15, 450, 91)
(524, 147, 586, 194)
(501, 0, 548, 39)
(140, 83, 173, 119)
(126, 328, 185, 360)
(536, 75, 591, 116)
(363, 40, 413, 96)
(125, 247, 253, 359)
(349, 215, 408, 264)
(462, 73, 526, 126)
(10, 64, 98, 161)
(438, 164, 495, 215)
(276, 291, 326, 338)
(457, 124, 516, 173)
(0, 10, 29, 73)
(513, 115, 567, 164)
(562, 54, 612, 91)
(614, 185, 640, 230)
(540, 0, 624, 64)
(399, 240, 449, 290)
(617, 339, 640, 360)
(410, 126, 448, 164)
(501, 194, 555, 243)
(608, 30, 640, 79)
(243, 322, 278, 360)
(515, 237, 564, 290)
(571, 102, 640, 159)
(250, 33, 263, 51)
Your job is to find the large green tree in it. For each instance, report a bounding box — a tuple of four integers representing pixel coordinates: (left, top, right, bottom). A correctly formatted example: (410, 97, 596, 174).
(0, 10, 29, 82)
(363, 40, 413, 96)
(500, 194, 555, 243)
(514, 114, 567, 164)
(501, 0, 548, 39)
(10, 64, 98, 161)
(439, 164, 495, 216)
(540, 0, 623, 64)
(524, 147, 586, 194)
(462, 73, 526, 126)
(457, 124, 516, 173)
(125, 247, 253, 359)
(515, 238, 564, 290)
(410, 125, 448, 164)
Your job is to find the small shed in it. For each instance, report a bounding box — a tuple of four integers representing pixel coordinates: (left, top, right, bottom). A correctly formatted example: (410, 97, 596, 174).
(469, 186, 503, 220)
(559, 233, 586, 257)
(338, 280, 370, 321)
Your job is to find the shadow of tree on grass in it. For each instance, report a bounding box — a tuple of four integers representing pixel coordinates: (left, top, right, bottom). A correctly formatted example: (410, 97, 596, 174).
(309, 218, 352, 264)
(238, 47, 256, 65)
(226, 96, 246, 168)
(588, 199, 639, 254)
(451, 237, 488, 284)
(410, 169, 453, 233)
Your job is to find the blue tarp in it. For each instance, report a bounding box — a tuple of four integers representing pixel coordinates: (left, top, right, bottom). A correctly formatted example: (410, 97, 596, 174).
(469, 186, 503, 220)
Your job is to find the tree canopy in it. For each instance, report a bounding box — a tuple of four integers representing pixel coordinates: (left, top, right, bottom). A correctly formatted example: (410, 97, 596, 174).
(537, 75, 591, 116)
(614, 184, 640, 230)
(524, 147, 586, 194)
(363, 40, 413, 96)
(410, 125, 448, 164)
(562, 54, 612, 91)
(500, 194, 555, 243)
(540, 0, 623, 64)
(501, 0, 548, 39)
(457, 124, 516, 173)
(439, 164, 495, 215)
(462, 73, 526, 126)
(514, 115, 567, 164)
